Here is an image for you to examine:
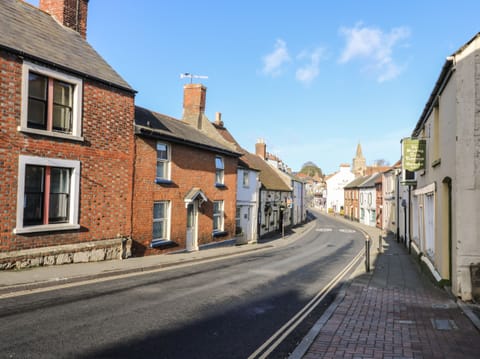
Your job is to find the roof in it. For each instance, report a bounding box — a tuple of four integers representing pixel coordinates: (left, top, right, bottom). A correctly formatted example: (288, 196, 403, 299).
(413, 32, 480, 136)
(0, 0, 133, 92)
(134, 106, 241, 157)
(360, 173, 381, 188)
(212, 122, 291, 191)
(344, 176, 369, 189)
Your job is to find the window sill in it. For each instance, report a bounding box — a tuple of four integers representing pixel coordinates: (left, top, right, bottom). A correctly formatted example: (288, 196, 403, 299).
(212, 230, 228, 238)
(215, 183, 226, 188)
(155, 178, 173, 185)
(151, 240, 175, 248)
(18, 126, 84, 142)
(14, 223, 80, 234)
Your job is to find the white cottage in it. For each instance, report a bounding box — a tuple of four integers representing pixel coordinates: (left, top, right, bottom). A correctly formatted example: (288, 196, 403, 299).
(326, 164, 355, 214)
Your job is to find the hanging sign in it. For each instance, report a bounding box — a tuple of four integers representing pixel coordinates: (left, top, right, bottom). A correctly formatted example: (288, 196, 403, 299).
(402, 138, 426, 172)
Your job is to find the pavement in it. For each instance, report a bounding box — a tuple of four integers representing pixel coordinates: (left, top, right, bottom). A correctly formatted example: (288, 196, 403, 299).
(291, 214, 480, 359)
(1, 212, 479, 359)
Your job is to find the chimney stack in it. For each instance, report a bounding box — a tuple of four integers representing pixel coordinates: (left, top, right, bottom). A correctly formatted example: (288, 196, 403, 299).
(39, 0, 89, 39)
(255, 138, 266, 159)
(214, 112, 224, 127)
(183, 84, 206, 129)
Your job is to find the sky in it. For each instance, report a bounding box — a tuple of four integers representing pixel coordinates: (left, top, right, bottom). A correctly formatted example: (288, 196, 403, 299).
(26, 0, 480, 174)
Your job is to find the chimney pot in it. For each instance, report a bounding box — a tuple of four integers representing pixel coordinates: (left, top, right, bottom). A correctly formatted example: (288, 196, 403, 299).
(215, 112, 224, 127)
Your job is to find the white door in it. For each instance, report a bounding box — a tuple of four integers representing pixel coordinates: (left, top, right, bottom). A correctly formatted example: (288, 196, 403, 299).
(186, 203, 198, 251)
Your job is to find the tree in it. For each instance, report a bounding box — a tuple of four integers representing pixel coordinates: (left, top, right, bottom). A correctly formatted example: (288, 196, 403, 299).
(300, 162, 323, 178)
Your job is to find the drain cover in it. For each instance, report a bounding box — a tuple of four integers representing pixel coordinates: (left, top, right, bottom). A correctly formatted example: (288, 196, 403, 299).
(431, 319, 458, 330)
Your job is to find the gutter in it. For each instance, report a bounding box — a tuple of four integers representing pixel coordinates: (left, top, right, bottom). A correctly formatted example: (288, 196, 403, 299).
(135, 126, 242, 158)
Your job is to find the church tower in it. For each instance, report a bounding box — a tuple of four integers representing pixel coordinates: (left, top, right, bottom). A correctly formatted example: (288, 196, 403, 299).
(352, 143, 366, 177)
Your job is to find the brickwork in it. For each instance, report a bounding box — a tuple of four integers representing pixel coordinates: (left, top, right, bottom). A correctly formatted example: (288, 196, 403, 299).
(39, 0, 89, 39)
(132, 136, 238, 255)
(0, 50, 135, 266)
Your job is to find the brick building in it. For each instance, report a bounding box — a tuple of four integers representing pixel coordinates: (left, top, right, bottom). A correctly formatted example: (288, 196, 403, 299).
(0, 0, 136, 268)
(132, 85, 240, 255)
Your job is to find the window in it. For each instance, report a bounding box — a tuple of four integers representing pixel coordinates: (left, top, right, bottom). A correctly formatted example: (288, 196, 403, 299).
(15, 155, 80, 234)
(215, 156, 224, 185)
(242, 170, 249, 188)
(213, 201, 224, 232)
(21, 62, 83, 140)
(235, 206, 242, 234)
(152, 201, 170, 244)
(156, 142, 170, 181)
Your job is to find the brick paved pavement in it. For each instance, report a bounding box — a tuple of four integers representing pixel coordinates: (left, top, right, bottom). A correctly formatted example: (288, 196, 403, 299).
(302, 233, 480, 359)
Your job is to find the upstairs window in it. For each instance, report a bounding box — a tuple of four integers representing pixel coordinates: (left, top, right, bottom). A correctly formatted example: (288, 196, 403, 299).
(21, 62, 83, 140)
(215, 156, 224, 185)
(156, 142, 170, 181)
(242, 170, 249, 188)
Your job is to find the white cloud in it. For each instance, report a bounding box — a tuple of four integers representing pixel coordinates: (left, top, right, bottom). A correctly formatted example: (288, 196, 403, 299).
(339, 24, 410, 82)
(262, 39, 291, 77)
(295, 48, 324, 85)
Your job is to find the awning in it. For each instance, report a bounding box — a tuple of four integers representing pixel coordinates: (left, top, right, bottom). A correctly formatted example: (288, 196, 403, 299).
(184, 187, 208, 207)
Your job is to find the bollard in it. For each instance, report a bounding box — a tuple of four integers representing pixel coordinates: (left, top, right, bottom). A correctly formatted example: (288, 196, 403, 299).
(378, 234, 383, 253)
(365, 236, 371, 272)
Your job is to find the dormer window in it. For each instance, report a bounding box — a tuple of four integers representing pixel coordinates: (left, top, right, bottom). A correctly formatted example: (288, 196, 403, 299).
(20, 62, 83, 141)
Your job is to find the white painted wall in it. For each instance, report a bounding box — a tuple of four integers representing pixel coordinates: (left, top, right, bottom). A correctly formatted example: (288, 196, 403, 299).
(326, 166, 355, 213)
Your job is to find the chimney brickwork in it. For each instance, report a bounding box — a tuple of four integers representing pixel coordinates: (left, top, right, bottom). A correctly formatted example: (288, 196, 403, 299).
(256, 138, 266, 159)
(183, 84, 206, 129)
(39, 0, 89, 39)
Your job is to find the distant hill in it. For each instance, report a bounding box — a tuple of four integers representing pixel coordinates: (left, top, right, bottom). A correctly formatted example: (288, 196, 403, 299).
(299, 162, 323, 178)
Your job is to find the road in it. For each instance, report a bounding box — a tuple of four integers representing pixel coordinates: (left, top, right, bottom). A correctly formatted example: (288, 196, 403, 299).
(0, 214, 365, 359)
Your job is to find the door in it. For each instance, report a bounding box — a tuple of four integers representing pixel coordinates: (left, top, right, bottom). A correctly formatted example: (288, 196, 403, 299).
(186, 203, 198, 251)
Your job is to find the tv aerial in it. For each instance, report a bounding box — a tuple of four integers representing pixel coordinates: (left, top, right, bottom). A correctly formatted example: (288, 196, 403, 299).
(180, 73, 208, 83)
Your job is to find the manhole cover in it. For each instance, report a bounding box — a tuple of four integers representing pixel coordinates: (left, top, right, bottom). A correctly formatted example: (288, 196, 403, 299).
(431, 319, 458, 330)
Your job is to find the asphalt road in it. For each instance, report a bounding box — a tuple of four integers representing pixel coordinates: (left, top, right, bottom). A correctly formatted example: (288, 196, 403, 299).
(0, 214, 365, 359)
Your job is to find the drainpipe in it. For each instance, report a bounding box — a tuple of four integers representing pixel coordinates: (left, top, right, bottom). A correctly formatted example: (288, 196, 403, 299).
(396, 172, 400, 242)
(408, 186, 412, 254)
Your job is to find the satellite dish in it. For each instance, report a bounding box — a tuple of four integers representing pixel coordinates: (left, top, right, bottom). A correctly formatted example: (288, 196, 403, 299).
(180, 73, 208, 83)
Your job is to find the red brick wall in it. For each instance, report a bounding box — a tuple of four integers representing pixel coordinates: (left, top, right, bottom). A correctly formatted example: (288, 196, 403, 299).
(0, 50, 135, 252)
(132, 136, 238, 255)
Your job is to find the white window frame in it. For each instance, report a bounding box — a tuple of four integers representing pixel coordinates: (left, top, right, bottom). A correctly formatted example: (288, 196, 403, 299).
(242, 170, 249, 188)
(20, 61, 83, 141)
(14, 155, 81, 234)
(152, 200, 171, 244)
(213, 200, 224, 232)
(156, 142, 171, 181)
(215, 156, 224, 185)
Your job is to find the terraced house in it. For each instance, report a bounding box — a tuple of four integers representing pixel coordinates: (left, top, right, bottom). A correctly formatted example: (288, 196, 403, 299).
(0, 0, 136, 268)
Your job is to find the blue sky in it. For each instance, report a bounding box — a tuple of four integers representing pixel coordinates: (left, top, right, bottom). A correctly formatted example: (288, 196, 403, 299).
(27, 0, 480, 174)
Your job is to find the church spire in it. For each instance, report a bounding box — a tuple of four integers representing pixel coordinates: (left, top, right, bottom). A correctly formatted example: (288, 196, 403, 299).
(356, 142, 363, 157)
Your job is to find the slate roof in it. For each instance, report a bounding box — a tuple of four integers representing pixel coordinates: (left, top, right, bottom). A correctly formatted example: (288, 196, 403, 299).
(0, 0, 133, 92)
(134, 106, 241, 157)
(212, 123, 291, 191)
(344, 176, 370, 189)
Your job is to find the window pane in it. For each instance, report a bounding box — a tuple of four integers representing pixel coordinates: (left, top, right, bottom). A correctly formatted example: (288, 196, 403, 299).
(24, 165, 45, 226)
(28, 73, 47, 100)
(53, 105, 72, 133)
(156, 162, 166, 179)
(49, 167, 70, 223)
(53, 80, 72, 106)
(153, 202, 165, 219)
(215, 157, 224, 169)
(153, 221, 164, 239)
(27, 99, 47, 129)
(156, 143, 168, 160)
